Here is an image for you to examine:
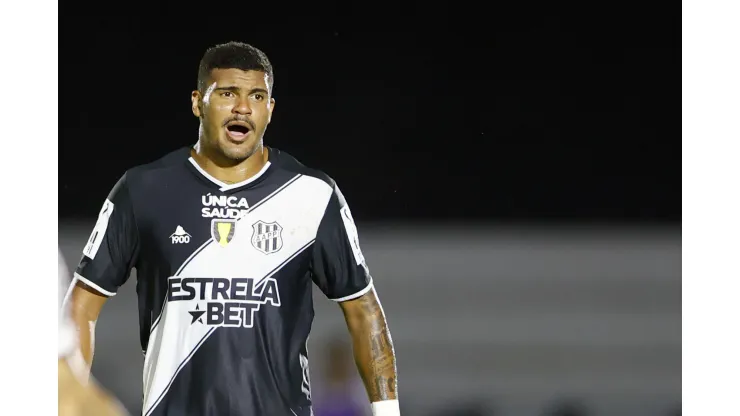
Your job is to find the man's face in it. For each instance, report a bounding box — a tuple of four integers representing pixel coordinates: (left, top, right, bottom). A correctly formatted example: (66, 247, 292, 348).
(191, 68, 275, 162)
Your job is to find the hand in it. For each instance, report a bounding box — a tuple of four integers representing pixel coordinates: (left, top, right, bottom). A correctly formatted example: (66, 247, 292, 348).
(58, 359, 129, 416)
(59, 385, 129, 416)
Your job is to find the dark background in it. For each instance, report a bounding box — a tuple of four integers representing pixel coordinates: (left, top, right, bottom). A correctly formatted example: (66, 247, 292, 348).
(59, 2, 679, 224)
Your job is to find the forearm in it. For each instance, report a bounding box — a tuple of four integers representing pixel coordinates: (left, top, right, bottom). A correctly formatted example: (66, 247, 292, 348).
(70, 284, 103, 374)
(74, 313, 96, 369)
(343, 289, 398, 402)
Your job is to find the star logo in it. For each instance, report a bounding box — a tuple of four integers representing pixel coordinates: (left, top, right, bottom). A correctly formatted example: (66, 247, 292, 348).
(189, 304, 205, 324)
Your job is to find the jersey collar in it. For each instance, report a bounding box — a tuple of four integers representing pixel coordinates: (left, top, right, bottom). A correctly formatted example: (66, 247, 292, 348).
(186, 147, 275, 193)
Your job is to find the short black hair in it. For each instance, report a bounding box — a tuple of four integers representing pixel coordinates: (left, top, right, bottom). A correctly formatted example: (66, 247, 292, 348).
(197, 41, 274, 94)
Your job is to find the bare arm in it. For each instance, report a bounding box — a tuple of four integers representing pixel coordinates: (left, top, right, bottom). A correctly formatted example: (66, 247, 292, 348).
(60, 280, 126, 415)
(339, 287, 398, 405)
(69, 281, 109, 376)
(58, 358, 128, 416)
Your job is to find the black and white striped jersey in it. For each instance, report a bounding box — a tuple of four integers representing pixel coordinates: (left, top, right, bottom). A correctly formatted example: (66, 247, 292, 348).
(73, 146, 373, 416)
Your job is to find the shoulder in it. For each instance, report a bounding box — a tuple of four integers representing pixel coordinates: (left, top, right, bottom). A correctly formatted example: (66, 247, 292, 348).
(269, 147, 355, 208)
(118, 147, 191, 191)
(269, 147, 337, 191)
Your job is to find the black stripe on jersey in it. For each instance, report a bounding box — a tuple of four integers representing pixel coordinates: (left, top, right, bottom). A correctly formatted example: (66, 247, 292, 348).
(144, 327, 217, 416)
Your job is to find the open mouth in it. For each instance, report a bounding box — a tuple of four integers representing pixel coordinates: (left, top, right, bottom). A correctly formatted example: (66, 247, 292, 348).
(225, 122, 252, 140)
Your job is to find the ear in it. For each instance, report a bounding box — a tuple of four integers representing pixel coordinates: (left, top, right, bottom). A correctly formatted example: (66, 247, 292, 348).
(267, 97, 276, 124)
(191, 90, 202, 117)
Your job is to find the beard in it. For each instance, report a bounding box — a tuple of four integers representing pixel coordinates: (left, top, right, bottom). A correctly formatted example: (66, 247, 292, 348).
(220, 138, 262, 161)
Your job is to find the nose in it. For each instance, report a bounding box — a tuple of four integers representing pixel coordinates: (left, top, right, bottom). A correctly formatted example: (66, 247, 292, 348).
(233, 96, 251, 115)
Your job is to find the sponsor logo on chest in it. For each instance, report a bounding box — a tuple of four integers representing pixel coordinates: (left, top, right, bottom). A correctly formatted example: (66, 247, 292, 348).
(168, 276, 281, 328)
(201, 193, 249, 219)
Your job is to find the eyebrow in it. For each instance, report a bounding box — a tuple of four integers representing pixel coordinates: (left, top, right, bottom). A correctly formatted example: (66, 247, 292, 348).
(214, 86, 269, 95)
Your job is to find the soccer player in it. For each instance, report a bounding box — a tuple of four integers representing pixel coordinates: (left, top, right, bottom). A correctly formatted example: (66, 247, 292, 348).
(67, 41, 399, 416)
(58, 249, 128, 416)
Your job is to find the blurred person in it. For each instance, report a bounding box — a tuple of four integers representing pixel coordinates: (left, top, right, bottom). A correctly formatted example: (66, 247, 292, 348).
(312, 337, 370, 416)
(58, 249, 128, 416)
(66, 41, 399, 416)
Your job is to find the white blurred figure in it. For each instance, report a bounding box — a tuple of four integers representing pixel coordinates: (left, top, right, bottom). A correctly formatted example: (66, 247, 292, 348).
(58, 249, 128, 416)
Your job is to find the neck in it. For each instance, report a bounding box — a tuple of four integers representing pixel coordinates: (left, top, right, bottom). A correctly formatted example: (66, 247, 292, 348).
(190, 141, 269, 185)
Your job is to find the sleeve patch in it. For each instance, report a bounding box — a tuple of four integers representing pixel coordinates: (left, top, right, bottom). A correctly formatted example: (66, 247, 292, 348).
(82, 199, 114, 260)
(340, 205, 365, 266)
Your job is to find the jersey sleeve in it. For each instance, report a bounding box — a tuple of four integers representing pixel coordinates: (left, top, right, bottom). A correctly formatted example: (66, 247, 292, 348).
(74, 172, 140, 296)
(311, 183, 373, 302)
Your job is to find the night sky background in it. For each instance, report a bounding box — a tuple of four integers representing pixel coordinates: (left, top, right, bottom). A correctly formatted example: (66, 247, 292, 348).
(59, 2, 679, 224)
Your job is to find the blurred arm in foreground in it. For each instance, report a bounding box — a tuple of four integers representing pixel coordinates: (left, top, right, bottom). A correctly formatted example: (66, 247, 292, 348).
(58, 357, 128, 416)
(67, 281, 109, 380)
(58, 250, 127, 416)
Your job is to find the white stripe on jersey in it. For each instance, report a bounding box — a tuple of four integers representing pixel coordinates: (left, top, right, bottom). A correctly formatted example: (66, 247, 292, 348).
(142, 175, 333, 416)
